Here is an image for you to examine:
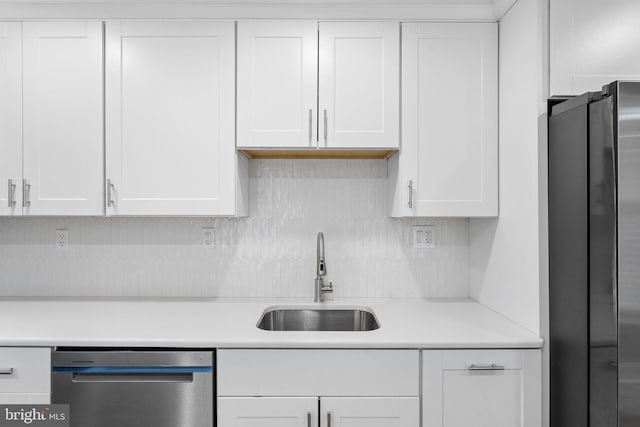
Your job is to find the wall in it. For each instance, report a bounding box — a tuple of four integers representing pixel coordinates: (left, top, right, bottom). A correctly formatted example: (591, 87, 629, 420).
(471, 1, 549, 425)
(550, 0, 640, 95)
(469, 0, 548, 335)
(0, 160, 470, 298)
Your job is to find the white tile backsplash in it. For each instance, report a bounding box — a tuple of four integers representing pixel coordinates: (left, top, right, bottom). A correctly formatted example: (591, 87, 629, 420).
(0, 160, 470, 298)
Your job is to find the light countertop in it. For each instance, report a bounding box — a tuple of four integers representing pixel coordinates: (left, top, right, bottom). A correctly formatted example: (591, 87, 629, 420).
(0, 298, 542, 349)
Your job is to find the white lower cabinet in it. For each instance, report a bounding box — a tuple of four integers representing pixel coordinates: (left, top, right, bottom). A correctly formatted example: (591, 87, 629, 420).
(218, 396, 419, 427)
(217, 349, 420, 427)
(321, 397, 419, 427)
(217, 349, 540, 427)
(0, 347, 51, 404)
(422, 349, 542, 427)
(218, 397, 317, 427)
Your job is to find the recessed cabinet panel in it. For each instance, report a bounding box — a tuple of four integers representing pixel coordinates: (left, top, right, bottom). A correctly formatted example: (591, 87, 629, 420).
(106, 21, 237, 216)
(237, 21, 318, 148)
(416, 37, 482, 202)
(22, 22, 104, 215)
(0, 22, 22, 216)
(392, 22, 498, 217)
(218, 397, 317, 427)
(321, 397, 419, 427)
(319, 22, 399, 148)
(442, 370, 522, 427)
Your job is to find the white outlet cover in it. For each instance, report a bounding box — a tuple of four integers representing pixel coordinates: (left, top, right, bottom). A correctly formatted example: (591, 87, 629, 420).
(55, 229, 69, 251)
(202, 228, 215, 248)
(413, 225, 436, 249)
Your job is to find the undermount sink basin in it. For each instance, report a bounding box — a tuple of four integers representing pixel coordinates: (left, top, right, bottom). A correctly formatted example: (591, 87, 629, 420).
(257, 306, 380, 331)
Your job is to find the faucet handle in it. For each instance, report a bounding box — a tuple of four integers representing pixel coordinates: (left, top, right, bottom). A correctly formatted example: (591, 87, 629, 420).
(320, 281, 333, 293)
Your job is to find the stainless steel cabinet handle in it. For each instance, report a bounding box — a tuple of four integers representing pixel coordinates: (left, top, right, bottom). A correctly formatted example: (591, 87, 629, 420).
(7, 179, 16, 207)
(307, 412, 312, 427)
(309, 109, 313, 146)
(327, 412, 332, 427)
(22, 179, 30, 207)
(467, 363, 505, 371)
(0, 368, 14, 375)
(408, 180, 413, 208)
(107, 179, 115, 208)
(323, 109, 328, 146)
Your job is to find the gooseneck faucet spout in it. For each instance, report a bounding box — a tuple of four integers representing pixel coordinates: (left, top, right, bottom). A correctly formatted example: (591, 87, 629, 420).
(317, 232, 326, 278)
(314, 232, 333, 302)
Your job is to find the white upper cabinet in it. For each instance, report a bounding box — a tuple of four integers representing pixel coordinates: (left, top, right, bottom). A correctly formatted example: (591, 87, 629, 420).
(2, 22, 104, 217)
(319, 22, 399, 149)
(551, 0, 640, 95)
(106, 21, 246, 216)
(237, 21, 399, 150)
(0, 22, 22, 216)
(390, 22, 498, 217)
(22, 22, 104, 216)
(237, 21, 318, 148)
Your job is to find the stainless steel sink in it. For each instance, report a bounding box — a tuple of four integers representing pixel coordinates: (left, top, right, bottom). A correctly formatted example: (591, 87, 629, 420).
(257, 306, 380, 331)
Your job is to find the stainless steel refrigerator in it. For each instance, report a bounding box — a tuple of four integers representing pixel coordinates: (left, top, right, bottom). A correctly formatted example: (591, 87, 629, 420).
(549, 81, 640, 427)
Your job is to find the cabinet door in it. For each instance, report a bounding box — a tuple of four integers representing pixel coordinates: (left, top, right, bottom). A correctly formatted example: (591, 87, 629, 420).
(398, 23, 497, 217)
(423, 350, 542, 427)
(318, 22, 399, 149)
(0, 22, 22, 216)
(237, 21, 318, 148)
(22, 22, 103, 215)
(0, 347, 51, 404)
(218, 397, 317, 427)
(106, 21, 236, 215)
(320, 397, 419, 427)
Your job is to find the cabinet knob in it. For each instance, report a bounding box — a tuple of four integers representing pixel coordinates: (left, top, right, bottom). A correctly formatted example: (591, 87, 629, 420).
(408, 180, 413, 209)
(0, 368, 14, 375)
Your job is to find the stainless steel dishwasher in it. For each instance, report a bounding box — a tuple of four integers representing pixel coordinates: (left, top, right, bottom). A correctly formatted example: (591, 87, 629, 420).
(52, 350, 214, 427)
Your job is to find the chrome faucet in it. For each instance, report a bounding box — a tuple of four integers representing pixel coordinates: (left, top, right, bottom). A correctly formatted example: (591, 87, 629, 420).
(314, 232, 333, 302)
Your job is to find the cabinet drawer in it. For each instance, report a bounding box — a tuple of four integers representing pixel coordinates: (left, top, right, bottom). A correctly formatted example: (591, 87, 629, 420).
(217, 349, 419, 397)
(0, 348, 51, 399)
(434, 349, 523, 370)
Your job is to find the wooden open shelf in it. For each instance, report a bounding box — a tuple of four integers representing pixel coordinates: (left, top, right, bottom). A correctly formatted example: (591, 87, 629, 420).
(239, 149, 397, 160)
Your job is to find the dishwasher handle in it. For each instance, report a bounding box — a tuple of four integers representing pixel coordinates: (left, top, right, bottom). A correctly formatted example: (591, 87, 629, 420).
(71, 373, 194, 383)
(53, 366, 212, 383)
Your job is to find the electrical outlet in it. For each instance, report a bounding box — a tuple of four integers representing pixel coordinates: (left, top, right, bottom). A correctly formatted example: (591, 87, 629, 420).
(202, 228, 215, 248)
(55, 229, 69, 251)
(413, 225, 436, 249)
